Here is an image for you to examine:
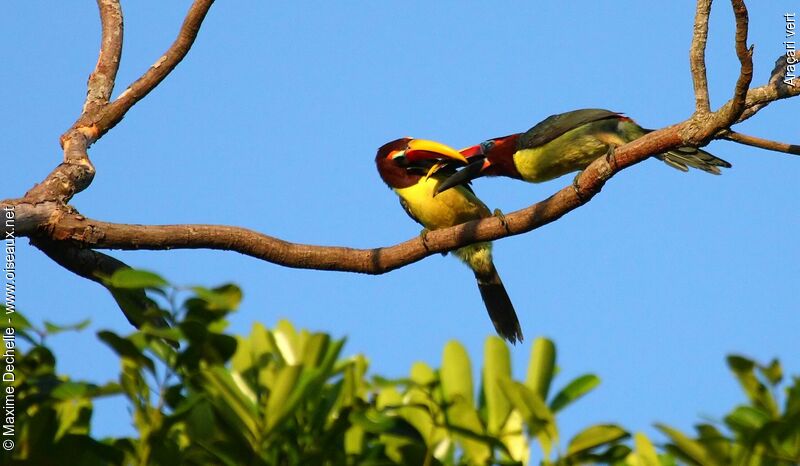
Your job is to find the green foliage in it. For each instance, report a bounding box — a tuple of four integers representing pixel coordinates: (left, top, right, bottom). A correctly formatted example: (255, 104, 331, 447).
(656, 356, 800, 466)
(4, 271, 800, 465)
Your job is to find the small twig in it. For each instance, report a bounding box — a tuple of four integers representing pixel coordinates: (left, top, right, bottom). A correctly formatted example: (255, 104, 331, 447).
(720, 0, 753, 125)
(738, 55, 796, 121)
(722, 131, 800, 156)
(82, 0, 123, 116)
(92, 0, 215, 138)
(690, 0, 713, 114)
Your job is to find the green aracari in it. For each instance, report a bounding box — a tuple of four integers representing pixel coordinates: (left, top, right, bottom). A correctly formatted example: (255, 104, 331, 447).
(375, 137, 523, 343)
(429, 108, 731, 194)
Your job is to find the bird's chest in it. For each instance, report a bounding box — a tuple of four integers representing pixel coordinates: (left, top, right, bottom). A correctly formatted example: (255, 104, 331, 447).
(393, 178, 489, 230)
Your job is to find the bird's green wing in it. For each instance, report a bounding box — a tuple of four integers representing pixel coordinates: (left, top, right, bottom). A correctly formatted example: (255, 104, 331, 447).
(518, 108, 622, 149)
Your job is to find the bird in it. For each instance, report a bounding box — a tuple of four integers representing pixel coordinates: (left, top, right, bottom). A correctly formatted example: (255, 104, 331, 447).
(375, 137, 523, 343)
(433, 108, 732, 195)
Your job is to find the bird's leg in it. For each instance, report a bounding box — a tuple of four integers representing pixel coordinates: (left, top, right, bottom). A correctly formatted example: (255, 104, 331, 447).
(493, 208, 511, 233)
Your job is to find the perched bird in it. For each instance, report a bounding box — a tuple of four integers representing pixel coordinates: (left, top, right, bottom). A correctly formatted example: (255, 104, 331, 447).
(375, 137, 523, 343)
(432, 108, 732, 194)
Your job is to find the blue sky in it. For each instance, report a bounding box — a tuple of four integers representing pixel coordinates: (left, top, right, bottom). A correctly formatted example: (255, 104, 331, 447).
(2, 1, 798, 455)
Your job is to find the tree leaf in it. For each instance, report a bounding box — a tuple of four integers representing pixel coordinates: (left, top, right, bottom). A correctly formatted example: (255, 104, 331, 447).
(44, 318, 91, 335)
(632, 432, 661, 466)
(526, 337, 555, 401)
(566, 424, 629, 457)
(483, 336, 512, 434)
(656, 423, 722, 466)
(106, 269, 168, 289)
(549, 374, 600, 413)
(727, 355, 780, 417)
(441, 340, 473, 407)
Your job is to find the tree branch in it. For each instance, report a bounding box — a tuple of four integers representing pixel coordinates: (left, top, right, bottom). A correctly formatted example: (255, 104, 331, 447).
(722, 131, 800, 156)
(690, 0, 713, 114)
(719, 0, 753, 125)
(82, 0, 123, 116)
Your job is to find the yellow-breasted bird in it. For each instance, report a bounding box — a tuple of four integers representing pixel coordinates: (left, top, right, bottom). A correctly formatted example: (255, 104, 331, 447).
(375, 137, 523, 343)
(432, 108, 732, 194)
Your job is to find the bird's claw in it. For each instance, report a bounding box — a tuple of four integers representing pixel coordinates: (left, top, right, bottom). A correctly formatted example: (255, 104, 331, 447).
(571, 172, 587, 203)
(604, 145, 618, 170)
(419, 228, 431, 251)
(493, 208, 511, 233)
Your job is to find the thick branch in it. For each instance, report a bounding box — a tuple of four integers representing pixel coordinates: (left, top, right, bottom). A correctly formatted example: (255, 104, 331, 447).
(82, 0, 123, 116)
(690, 0, 713, 114)
(723, 131, 800, 156)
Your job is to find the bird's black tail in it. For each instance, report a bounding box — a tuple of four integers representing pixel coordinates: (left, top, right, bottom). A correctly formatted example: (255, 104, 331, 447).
(474, 265, 523, 344)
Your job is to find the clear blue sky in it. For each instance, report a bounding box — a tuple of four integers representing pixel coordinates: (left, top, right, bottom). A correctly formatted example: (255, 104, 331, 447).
(2, 1, 797, 455)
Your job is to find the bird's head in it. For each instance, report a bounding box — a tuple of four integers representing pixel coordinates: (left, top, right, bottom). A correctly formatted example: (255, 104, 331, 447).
(375, 137, 468, 189)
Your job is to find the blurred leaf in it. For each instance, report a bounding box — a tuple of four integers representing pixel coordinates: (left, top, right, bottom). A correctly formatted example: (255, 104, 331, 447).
(725, 405, 769, 431)
(54, 397, 92, 441)
(657, 423, 722, 466)
(759, 359, 783, 385)
(526, 337, 555, 401)
(695, 424, 730, 464)
(200, 366, 260, 447)
(444, 399, 492, 464)
(273, 320, 300, 364)
(265, 364, 302, 431)
(483, 336, 512, 434)
(499, 378, 557, 457)
(630, 432, 661, 466)
(106, 269, 168, 289)
(192, 284, 242, 311)
(441, 341, 473, 407)
(549, 374, 600, 413)
(97, 330, 155, 374)
(410, 361, 436, 386)
(727, 354, 779, 417)
(44, 318, 91, 335)
(566, 424, 629, 457)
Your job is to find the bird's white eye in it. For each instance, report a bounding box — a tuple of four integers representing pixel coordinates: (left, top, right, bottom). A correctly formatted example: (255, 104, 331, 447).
(391, 150, 408, 162)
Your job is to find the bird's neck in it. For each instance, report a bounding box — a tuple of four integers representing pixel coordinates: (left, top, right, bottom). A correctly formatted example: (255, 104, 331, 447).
(485, 134, 524, 179)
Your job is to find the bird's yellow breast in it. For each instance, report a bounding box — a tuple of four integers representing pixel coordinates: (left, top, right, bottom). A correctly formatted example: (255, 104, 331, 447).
(393, 177, 490, 230)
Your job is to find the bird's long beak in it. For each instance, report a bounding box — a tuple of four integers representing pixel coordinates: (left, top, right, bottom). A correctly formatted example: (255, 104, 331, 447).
(403, 139, 468, 164)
